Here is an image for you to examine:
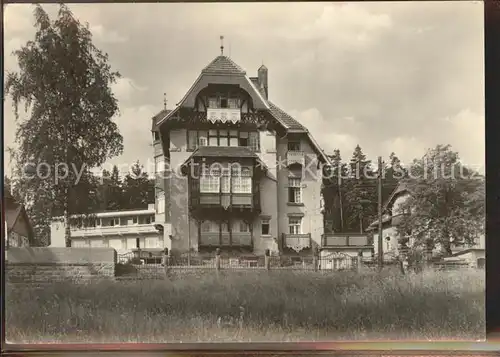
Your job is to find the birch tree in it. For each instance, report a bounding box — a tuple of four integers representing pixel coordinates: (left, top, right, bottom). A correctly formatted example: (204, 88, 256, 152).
(5, 4, 123, 246)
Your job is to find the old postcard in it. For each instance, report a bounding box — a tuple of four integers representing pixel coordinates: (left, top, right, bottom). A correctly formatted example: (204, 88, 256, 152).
(4, 1, 485, 343)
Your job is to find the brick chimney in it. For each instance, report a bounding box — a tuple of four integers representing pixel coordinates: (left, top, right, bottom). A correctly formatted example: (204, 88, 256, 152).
(257, 65, 268, 99)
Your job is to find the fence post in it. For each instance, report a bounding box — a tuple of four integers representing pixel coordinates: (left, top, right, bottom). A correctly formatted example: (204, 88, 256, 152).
(162, 248, 170, 276)
(424, 239, 433, 271)
(264, 249, 270, 270)
(313, 247, 318, 272)
(356, 250, 363, 272)
(215, 248, 221, 275)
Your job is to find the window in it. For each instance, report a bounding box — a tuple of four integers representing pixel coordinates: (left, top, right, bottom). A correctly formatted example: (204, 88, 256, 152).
(151, 216, 155, 223)
(249, 132, 260, 151)
(219, 130, 229, 147)
(221, 173, 231, 193)
(220, 97, 228, 108)
(188, 131, 198, 150)
(208, 129, 218, 146)
(120, 218, 128, 226)
(145, 216, 152, 224)
(288, 141, 301, 151)
(153, 132, 160, 141)
(221, 222, 229, 233)
(72, 239, 86, 248)
(132, 217, 138, 224)
(208, 97, 217, 108)
(386, 240, 390, 250)
(155, 156, 165, 173)
(145, 237, 158, 248)
(239, 221, 249, 232)
(288, 178, 302, 203)
(198, 131, 208, 146)
(289, 217, 302, 235)
(261, 219, 270, 235)
(228, 98, 239, 109)
(200, 167, 221, 193)
(229, 130, 238, 147)
(201, 220, 219, 233)
(90, 239, 106, 248)
(239, 131, 249, 146)
(231, 168, 252, 194)
(157, 192, 165, 214)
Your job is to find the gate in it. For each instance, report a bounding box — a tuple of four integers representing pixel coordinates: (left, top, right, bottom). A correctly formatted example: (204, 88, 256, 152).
(116, 251, 164, 279)
(318, 252, 357, 271)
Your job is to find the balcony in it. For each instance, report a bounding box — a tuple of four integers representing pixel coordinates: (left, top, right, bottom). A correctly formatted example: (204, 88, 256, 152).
(72, 224, 159, 238)
(283, 233, 311, 252)
(286, 151, 305, 167)
(322, 234, 369, 247)
(199, 232, 252, 247)
(190, 191, 261, 216)
(207, 108, 241, 124)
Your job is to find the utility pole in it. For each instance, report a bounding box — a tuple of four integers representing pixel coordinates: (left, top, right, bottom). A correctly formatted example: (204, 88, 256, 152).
(338, 174, 344, 232)
(377, 156, 384, 271)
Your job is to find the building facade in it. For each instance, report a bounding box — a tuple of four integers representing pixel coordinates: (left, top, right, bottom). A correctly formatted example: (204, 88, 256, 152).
(4, 188, 34, 248)
(50, 204, 163, 256)
(369, 182, 485, 260)
(152, 51, 331, 256)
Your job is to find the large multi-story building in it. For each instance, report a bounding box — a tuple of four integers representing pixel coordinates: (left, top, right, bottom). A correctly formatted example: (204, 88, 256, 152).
(151, 48, 332, 256)
(50, 204, 164, 256)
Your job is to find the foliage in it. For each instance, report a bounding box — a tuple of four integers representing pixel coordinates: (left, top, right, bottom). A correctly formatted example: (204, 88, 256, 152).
(396, 145, 484, 256)
(322, 147, 408, 234)
(122, 162, 155, 210)
(5, 5, 123, 246)
(343, 145, 377, 232)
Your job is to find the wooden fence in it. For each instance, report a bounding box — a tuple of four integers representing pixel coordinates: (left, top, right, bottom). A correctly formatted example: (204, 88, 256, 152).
(115, 248, 477, 280)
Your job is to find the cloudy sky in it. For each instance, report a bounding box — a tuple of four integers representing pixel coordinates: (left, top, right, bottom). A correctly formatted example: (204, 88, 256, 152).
(4, 2, 484, 176)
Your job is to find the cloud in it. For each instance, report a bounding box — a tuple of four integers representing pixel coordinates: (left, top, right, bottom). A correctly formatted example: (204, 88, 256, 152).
(289, 108, 360, 159)
(3, 2, 484, 177)
(112, 77, 149, 103)
(89, 24, 128, 44)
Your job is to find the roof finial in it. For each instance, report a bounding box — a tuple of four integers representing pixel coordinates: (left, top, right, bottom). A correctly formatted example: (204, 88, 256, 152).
(163, 93, 167, 110)
(220, 35, 224, 55)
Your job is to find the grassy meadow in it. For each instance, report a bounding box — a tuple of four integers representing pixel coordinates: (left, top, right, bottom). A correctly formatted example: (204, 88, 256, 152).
(6, 269, 485, 343)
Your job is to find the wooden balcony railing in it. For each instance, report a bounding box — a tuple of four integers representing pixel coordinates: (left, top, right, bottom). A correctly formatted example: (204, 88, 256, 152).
(283, 233, 311, 252)
(72, 224, 158, 238)
(207, 108, 241, 124)
(190, 191, 261, 213)
(286, 151, 305, 166)
(199, 232, 252, 247)
(322, 234, 369, 247)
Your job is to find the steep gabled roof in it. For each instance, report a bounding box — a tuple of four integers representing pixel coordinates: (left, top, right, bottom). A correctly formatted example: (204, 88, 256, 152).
(366, 181, 411, 230)
(152, 109, 171, 131)
(268, 102, 306, 131)
(202, 56, 246, 75)
(151, 54, 331, 166)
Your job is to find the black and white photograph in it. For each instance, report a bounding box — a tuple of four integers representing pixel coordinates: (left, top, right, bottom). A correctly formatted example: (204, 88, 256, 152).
(4, 2, 485, 343)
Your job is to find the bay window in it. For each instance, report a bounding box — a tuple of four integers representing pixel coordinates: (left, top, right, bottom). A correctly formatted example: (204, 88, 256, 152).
(200, 167, 221, 193)
(188, 129, 259, 150)
(231, 167, 252, 194)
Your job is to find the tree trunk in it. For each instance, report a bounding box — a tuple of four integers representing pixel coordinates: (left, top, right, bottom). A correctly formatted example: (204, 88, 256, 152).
(64, 188, 71, 247)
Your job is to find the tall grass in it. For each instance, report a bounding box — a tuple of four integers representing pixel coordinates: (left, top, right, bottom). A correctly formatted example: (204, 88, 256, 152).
(6, 269, 484, 343)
